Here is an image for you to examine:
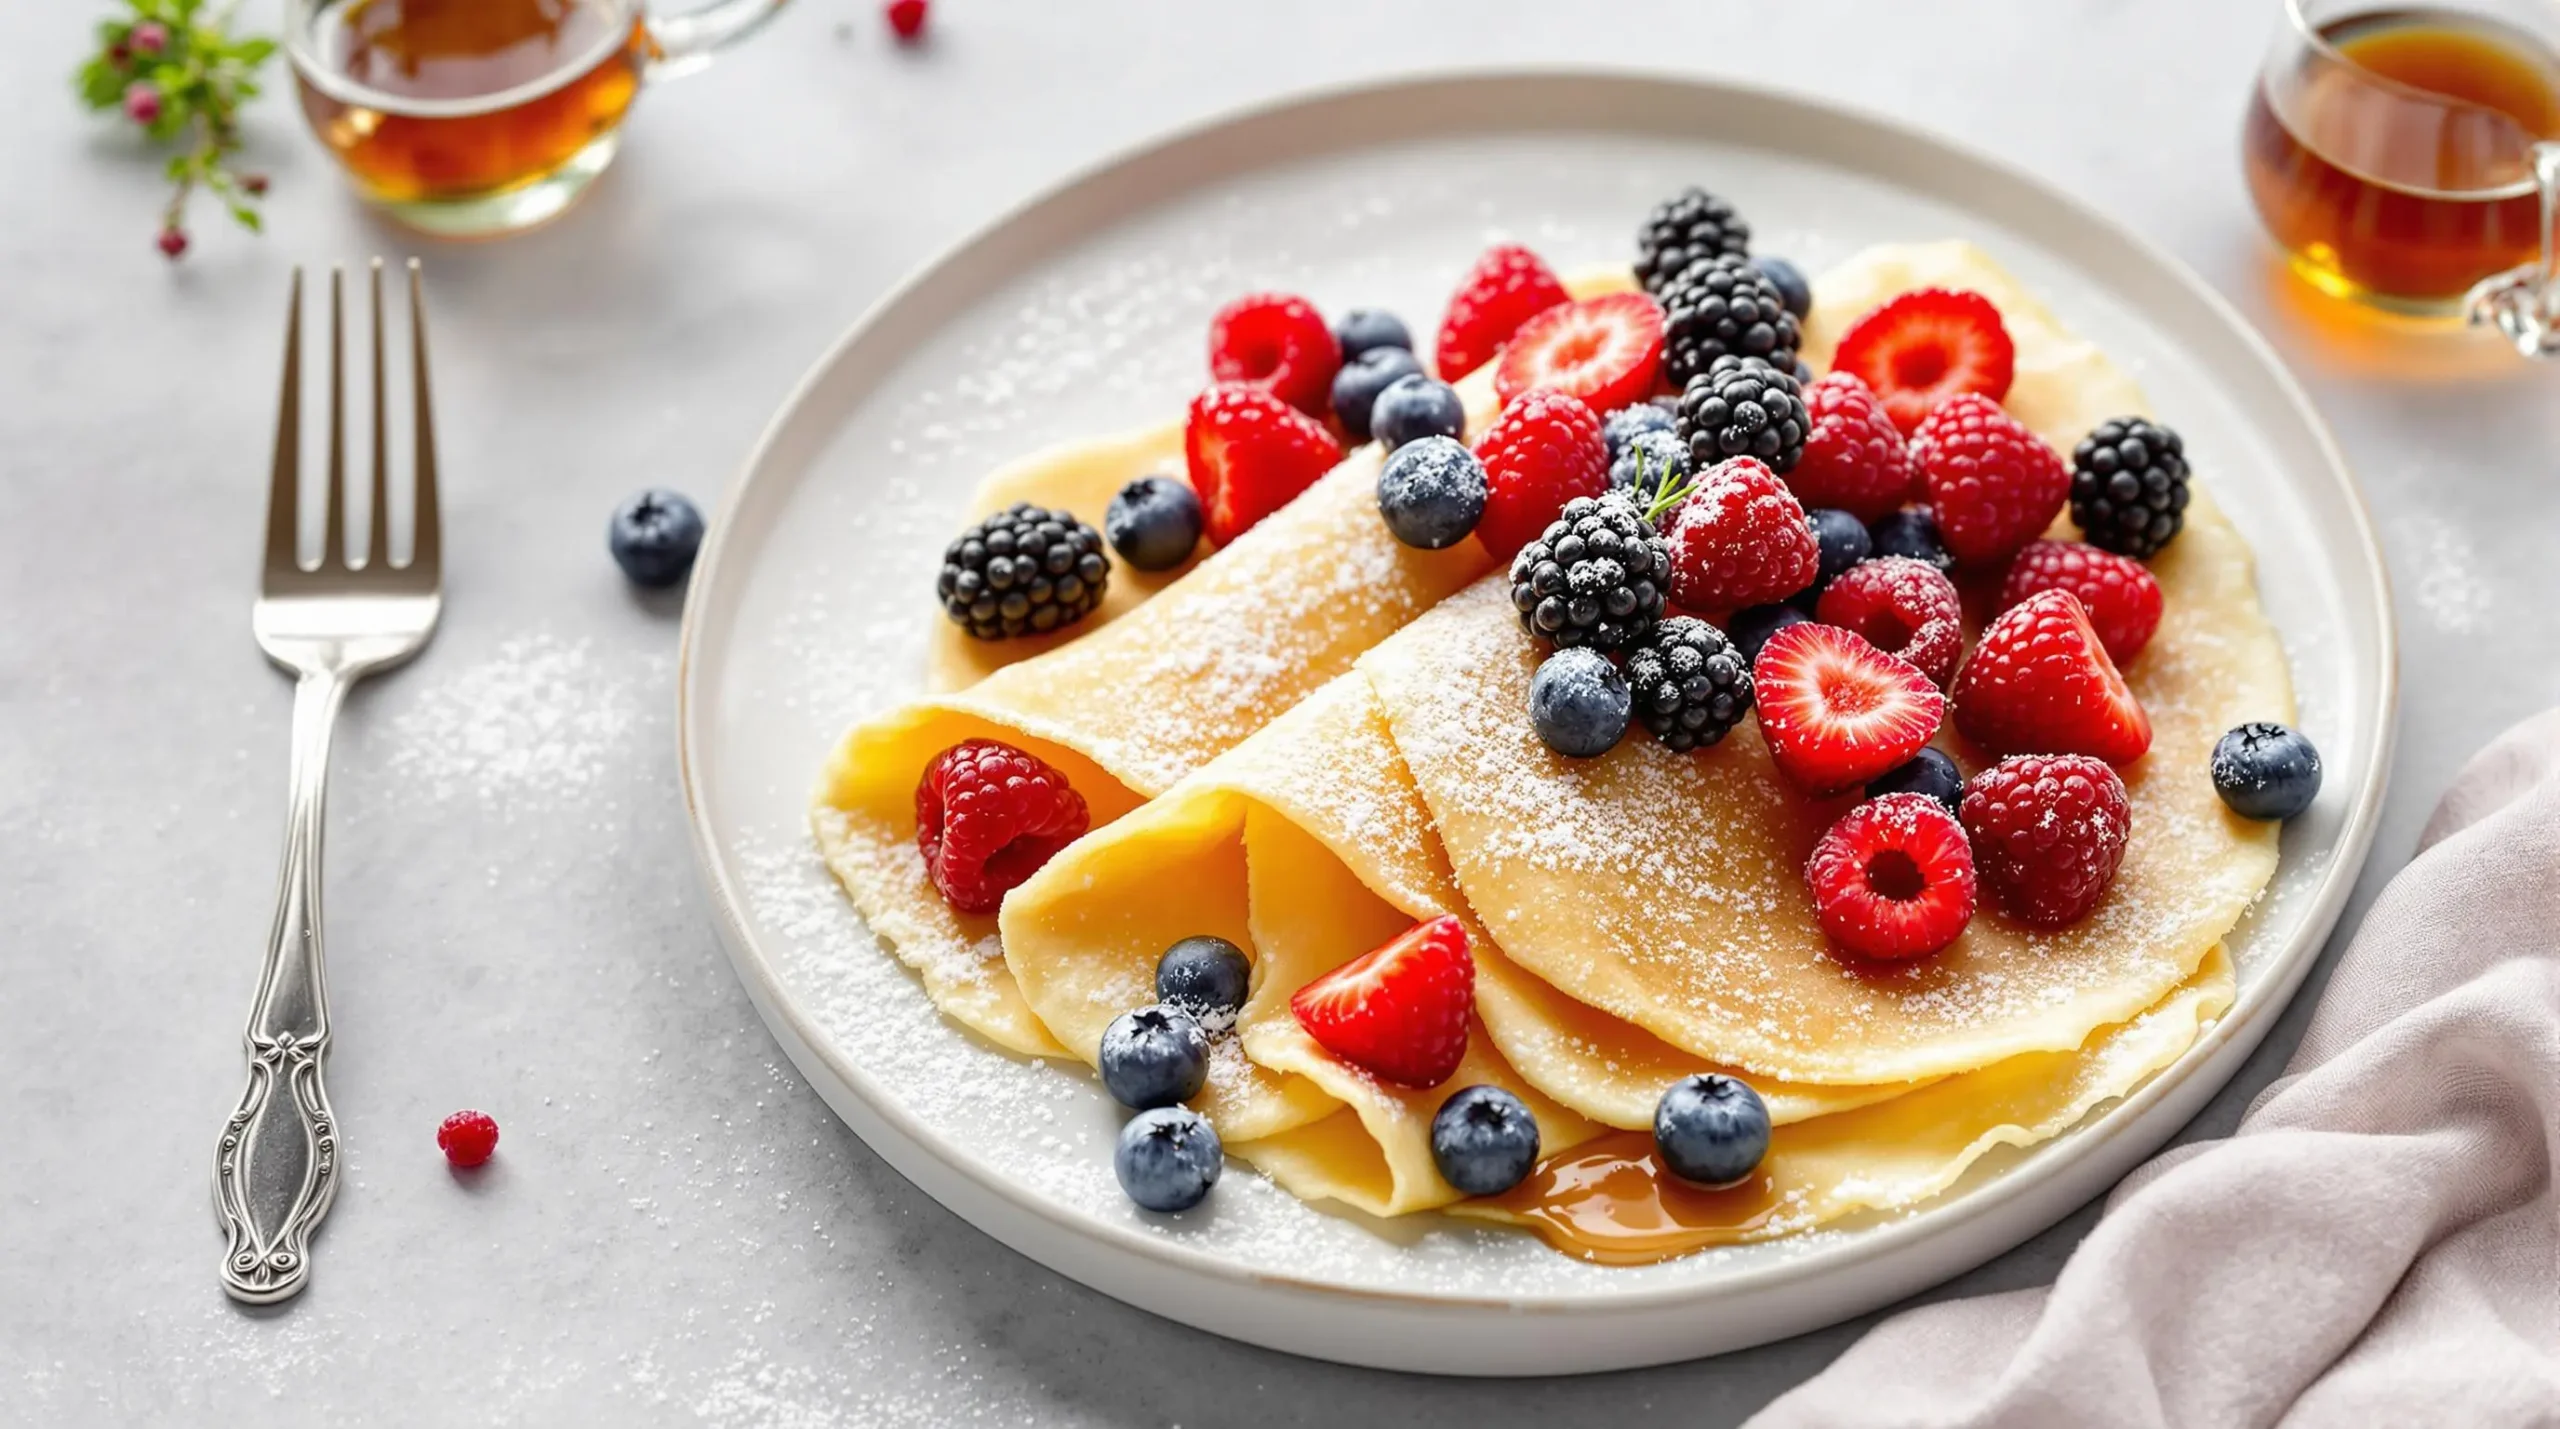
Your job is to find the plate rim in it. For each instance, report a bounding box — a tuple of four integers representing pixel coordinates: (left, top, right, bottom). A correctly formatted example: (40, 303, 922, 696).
(675, 63, 2399, 1331)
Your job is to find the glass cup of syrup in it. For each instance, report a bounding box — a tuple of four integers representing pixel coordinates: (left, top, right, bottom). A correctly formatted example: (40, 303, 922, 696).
(2245, 0, 2560, 355)
(287, 0, 786, 238)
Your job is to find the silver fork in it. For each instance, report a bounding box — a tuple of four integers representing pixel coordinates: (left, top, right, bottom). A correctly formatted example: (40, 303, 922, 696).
(215, 259, 443, 1305)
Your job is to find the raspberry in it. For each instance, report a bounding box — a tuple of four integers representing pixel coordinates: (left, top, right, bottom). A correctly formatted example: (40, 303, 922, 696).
(884, 0, 928, 41)
(1659, 456, 1819, 611)
(915, 739, 1091, 914)
(1999, 539, 2163, 665)
(1184, 383, 1342, 546)
(1208, 292, 1341, 418)
(1435, 244, 1571, 382)
(1475, 388, 1608, 560)
(1790, 373, 1915, 521)
(1805, 793, 1977, 960)
(1814, 556, 1964, 688)
(1952, 590, 2152, 765)
(1961, 754, 2131, 926)
(1910, 393, 2069, 568)
(437, 1110, 500, 1168)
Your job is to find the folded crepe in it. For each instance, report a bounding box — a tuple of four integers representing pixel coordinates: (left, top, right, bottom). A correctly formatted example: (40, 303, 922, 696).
(1000, 242, 2290, 1236)
(813, 275, 1630, 1056)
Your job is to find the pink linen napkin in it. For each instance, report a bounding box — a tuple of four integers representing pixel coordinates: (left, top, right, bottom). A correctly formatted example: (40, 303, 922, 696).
(1755, 709, 2560, 1428)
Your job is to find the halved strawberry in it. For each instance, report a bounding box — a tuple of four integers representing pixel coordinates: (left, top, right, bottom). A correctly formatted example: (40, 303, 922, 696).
(1805, 793, 1977, 960)
(1951, 589, 2153, 764)
(1289, 914, 1475, 1088)
(1435, 243, 1571, 382)
(1830, 288, 2017, 435)
(1185, 382, 1344, 546)
(1752, 623, 1947, 794)
(1493, 292, 1666, 415)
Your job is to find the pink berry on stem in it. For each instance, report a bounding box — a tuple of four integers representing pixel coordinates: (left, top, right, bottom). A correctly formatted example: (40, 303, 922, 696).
(123, 81, 162, 125)
(157, 228, 188, 259)
(132, 20, 169, 55)
(242, 174, 270, 197)
(108, 41, 131, 66)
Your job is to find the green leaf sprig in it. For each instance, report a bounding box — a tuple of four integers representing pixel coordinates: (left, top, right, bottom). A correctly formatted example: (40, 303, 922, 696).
(74, 0, 279, 259)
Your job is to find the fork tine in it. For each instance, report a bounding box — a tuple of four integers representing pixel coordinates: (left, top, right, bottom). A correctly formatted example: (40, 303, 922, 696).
(367, 259, 391, 570)
(407, 260, 441, 577)
(322, 266, 348, 571)
(263, 269, 303, 576)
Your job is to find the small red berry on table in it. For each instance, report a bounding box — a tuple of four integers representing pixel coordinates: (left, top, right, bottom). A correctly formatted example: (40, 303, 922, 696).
(885, 0, 928, 42)
(437, 1109, 501, 1167)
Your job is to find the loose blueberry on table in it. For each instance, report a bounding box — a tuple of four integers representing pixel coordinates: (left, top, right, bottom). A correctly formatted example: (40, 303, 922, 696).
(1653, 1074, 1770, 1189)
(1115, 1106, 1223, 1213)
(1431, 1085, 1542, 1197)
(607, 489, 704, 588)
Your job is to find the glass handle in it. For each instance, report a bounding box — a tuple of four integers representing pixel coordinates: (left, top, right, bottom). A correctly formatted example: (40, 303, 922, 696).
(644, 0, 790, 81)
(2466, 142, 2560, 358)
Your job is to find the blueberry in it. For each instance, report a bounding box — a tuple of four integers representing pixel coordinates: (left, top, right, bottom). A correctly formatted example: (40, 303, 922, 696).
(1114, 1106, 1223, 1212)
(1376, 435, 1487, 550)
(1870, 507, 1953, 573)
(1529, 647, 1631, 758)
(1103, 475, 1204, 572)
(608, 489, 705, 588)
(1156, 935, 1251, 1030)
(1725, 603, 1809, 666)
(1653, 1073, 1771, 1188)
(2211, 722, 2323, 821)
(1430, 1085, 1542, 1196)
(1097, 1005, 1209, 1111)
(1608, 429, 1691, 498)
(1751, 255, 1812, 320)
(1370, 375, 1467, 452)
(1333, 307, 1413, 363)
(1803, 508, 1871, 599)
(1601, 403, 1680, 463)
(1867, 747, 1964, 814)
(1333, 346, 1427, 442)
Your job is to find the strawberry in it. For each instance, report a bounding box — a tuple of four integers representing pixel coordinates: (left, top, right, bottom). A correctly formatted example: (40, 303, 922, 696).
(1474, 388, 1609, 560)
(1208, 292, 1341, 418)
(1999, 539, 2164, 665)
(1804, 793, 1977, 960)
(1435, 243, 1571, 381)
(1184, 383, 1343, 546)
(1814, 555, 1965, 688)
(1829, 288, 2017, 435)
(1494, 292, 1667, 415)
(1789, 372, 1915, 521)
(1961, 754, 2131, 926)
(1752, 623, 1947, 794)
(1289, 914, 1475, 1088)
(1910, 393, 2069, 568)
(1952, 589, 2153, 764)
(1660, 456, 1820, 611)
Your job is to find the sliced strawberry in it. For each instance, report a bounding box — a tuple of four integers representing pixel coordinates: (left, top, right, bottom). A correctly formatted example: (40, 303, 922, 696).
(1830, 288, 2017, 436)
(1952, 589, 2153, 765)
(1494, 292, 1666, 415)
(1752, 623, 1946, 794)
(1805, 793, 1977, 960)
(1474, 388, 1609, 560)
(1208, 292, 1341, 418)
(1184, 382, 1343, 546)
(1435, 243, 1571, 381)
(1289, 914, 1475, 1088)
(1999, 539, 2164, 665)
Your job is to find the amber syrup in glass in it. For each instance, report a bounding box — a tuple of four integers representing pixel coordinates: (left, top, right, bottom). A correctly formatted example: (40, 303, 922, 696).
(296, 0, 650, 205)
(2245, 8, 2560, 308)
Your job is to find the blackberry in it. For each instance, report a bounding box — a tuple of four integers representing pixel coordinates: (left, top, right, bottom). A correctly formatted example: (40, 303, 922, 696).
(1676, 355, 1809, 474)
(1659, 254, 1799, 386)
(1625, 616, 1754, 752)
(1508, 492, 1671, 653)
(2069, 417, 2191, 558)
(1635, 187, 1751, 295)
(937, 502, 1110, 640)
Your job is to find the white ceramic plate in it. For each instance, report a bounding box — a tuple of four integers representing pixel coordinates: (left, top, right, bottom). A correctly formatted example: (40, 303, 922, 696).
(677, 71, 2395, 1376)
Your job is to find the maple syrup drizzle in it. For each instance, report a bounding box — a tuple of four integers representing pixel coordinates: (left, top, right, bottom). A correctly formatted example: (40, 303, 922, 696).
(1473, 1131, 1787, 1266)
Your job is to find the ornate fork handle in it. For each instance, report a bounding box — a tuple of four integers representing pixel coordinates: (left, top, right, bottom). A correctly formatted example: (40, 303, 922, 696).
(216, 668, 351, 1304)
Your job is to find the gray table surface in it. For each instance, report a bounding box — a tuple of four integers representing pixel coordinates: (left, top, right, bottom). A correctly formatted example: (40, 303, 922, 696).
(5, 0, 2545, 1423)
